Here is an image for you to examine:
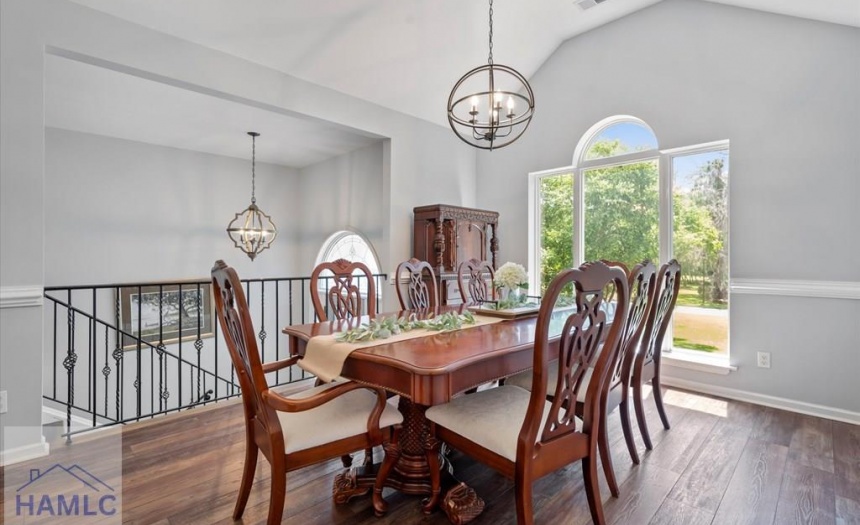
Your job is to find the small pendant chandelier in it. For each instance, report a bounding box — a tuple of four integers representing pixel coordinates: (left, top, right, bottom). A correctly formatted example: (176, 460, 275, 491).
(226, 132, 277, 261)
(447, 0, 535, 150)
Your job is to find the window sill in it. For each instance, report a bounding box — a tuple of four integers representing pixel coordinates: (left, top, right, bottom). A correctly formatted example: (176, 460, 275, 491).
(662, 350, 736, 375)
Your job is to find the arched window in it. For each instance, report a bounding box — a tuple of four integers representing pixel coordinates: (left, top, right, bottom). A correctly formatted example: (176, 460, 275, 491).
(316, 230, 381, 274)
(314, 231, 382, 311)
(529, 116, 729, 357)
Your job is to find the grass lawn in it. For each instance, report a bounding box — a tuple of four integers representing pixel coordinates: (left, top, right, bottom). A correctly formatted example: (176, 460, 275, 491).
(676, 283, 727, 310)
(673, 308, 728, 355)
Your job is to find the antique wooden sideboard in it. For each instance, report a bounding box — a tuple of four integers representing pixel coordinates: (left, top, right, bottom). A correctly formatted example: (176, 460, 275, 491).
(412, 204, 499, 305)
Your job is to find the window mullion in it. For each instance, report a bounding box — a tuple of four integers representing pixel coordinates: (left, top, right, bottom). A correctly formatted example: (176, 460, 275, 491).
(659, 154, 672, 264)
(573, 168, 584, 266)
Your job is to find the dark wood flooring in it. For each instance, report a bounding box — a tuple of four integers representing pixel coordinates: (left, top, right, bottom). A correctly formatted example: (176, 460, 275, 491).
(3, 383, 858, 524)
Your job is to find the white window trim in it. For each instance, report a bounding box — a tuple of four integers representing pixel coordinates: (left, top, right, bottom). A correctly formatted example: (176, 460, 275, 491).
(316, 230, 381, 275)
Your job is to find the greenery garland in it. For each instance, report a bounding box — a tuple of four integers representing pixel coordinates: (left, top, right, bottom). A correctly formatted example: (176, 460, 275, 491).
(335, 311, 476, 343)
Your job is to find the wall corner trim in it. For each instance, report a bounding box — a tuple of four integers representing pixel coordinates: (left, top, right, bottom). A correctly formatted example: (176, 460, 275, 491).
(0, 438, 50, 467)
(660, 376, 860, 425)
(730, 278, 860, 300)
(0, 285, 44, 309)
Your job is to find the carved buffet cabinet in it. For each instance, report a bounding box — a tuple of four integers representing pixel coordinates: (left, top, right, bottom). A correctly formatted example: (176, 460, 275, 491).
(412, 204, 499, 305)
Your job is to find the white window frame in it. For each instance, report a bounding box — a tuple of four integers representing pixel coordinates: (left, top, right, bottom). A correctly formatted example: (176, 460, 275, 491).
(528, 116, 731, 366)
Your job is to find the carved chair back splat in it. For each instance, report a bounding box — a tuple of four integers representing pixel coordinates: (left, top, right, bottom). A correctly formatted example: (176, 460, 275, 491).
(310, 258, 376, 322)
(395, 258, 439, 311)
(457, 258, 496, 305)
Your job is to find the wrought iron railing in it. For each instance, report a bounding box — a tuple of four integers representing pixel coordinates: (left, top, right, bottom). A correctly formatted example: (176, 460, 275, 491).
(43, 273, 386, 440)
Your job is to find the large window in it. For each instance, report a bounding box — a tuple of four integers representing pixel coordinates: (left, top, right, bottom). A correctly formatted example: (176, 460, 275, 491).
(529, 116, 729, 356)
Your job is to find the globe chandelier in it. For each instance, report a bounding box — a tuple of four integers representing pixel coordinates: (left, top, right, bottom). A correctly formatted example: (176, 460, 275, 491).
(447, 0, 535, 150)
(226, 132, 277, 261)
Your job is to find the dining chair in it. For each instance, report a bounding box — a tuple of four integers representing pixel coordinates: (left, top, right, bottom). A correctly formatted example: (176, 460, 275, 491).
(505, 260, 656, 497)
(457, 258, 495, 305)
(424, 261, 630, 525)
(310, 258, 379, 468)
(211, 260, 403, 525)
(395, 258, 439, 311)
(630, 259, 681, 451)
(310, 258, 376, 322)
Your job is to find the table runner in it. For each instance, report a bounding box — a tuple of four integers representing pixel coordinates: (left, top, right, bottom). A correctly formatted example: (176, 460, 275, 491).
(299, 314, 504, 382)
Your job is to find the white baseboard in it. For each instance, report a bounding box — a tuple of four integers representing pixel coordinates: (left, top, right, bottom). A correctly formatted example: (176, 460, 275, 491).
(42, 405, 97, 429)
(661, 376, 860, 425)
(0, 437, 50, 466)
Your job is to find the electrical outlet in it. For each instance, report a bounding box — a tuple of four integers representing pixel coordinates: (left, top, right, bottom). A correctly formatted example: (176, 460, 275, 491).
(757, 352, 771, 369)
(0, 391, 7, 414)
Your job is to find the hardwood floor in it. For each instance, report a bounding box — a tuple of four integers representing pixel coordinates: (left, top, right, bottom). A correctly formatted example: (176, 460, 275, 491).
(2, 384, 858, 525)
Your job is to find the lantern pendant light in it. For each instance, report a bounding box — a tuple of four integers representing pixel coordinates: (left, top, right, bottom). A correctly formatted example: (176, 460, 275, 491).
(226, 132, 277, 260)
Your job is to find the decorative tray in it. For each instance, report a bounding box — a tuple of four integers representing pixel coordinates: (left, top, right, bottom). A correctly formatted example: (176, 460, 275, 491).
(467, 302, 541, 319)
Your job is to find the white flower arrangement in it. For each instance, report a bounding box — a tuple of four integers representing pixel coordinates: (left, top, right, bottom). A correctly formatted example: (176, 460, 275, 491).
(494, 262, 528, 291)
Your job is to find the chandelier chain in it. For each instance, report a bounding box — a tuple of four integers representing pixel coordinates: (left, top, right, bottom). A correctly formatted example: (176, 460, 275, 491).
(250, 133, 256, 204)
(488, 0, 494, 65)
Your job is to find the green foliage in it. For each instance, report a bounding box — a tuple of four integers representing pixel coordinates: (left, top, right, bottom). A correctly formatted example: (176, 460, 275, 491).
(539, 174, 573, 293)
(673, 338, 719, 352)
(334, 311, 476, 343)
(583, 159, 659, 268)
(538, 140, 728, 308)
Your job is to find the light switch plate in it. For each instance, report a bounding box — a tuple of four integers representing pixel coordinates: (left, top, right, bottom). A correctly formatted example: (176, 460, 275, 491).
(0, 391, 7, 414)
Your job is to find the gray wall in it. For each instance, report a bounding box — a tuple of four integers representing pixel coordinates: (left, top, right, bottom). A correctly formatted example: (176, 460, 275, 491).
(0, 0, 477, 457)
(44, 128, 301, 284)
(476, 0, 860, 412)
(296, 141, 386, 275)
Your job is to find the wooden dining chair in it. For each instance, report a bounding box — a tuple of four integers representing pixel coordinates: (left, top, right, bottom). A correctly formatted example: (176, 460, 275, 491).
(310, 258, 376, 322)
(630, 259, 681, 451)
(310, 258, 379, 467)
(425, 261, 630, 525)
(505, 260, 656, 497)
(395, 258, 438, 310)
(211, 260, 403, 525)
(457, 258, 495, 305)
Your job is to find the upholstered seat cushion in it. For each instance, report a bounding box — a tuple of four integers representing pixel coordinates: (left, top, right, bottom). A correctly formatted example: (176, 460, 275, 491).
(277, 382, 403, 454)
(427, 385, 577, 462)
(506, 362, 593, 395)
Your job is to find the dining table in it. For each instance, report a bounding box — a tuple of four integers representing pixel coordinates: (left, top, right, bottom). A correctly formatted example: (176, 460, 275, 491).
(282, 304, 559, 523)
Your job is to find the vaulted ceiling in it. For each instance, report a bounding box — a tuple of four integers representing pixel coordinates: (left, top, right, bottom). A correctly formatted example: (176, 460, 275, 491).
(57, 0, 860, 167)
(69, 0, 860, 128)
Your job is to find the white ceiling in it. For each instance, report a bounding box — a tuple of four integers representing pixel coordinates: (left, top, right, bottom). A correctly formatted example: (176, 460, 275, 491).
(69, 0, 860, 127)
(45, 54, 382, 168)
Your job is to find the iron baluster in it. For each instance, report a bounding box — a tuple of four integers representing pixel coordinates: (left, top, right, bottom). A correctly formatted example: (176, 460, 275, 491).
(178, 284, 183, 413)
(136, 285, 142, 420)
(274, 281, 280, 385)
(64, 290, 76, 443)
(195, 283, 202, 402)
(158, 284, 164, 413)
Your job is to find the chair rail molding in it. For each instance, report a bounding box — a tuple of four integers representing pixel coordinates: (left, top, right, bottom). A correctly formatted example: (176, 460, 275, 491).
(0, 285, 44, 309)
(730, 278, 860, 300)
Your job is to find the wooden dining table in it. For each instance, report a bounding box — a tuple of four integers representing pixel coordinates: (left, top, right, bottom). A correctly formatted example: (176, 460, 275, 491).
(283, 305, 557, 522)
